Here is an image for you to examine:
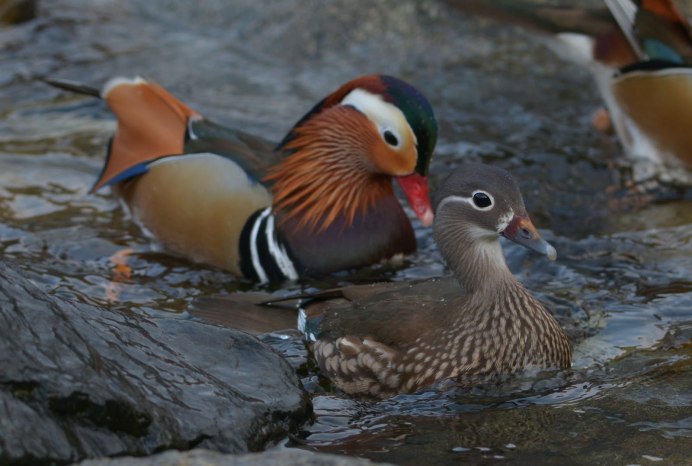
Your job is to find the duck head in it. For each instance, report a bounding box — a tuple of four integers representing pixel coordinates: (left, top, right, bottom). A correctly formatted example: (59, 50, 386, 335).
(432, 163, 555, 291)
(268, 75, 437, 232)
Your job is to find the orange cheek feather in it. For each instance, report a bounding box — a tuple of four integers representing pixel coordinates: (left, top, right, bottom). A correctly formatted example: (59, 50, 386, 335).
(368, 137, 417, 176)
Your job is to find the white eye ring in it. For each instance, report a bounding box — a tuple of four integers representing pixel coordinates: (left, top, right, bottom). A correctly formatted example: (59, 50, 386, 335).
(471, 190, 494, 211)
(436, 192, 496, 213)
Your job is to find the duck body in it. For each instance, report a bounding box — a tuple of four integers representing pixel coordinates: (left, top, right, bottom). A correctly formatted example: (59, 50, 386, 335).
(446, 0, 692, 168)
(609, 61, 692, 167)
(305, 279, 569, 398)
(47, 75, 438, 282)
(299, 163, 571, 398)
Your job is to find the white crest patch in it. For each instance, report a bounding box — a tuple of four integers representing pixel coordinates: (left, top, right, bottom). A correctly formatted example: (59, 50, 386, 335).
(341, 88, 415, 148)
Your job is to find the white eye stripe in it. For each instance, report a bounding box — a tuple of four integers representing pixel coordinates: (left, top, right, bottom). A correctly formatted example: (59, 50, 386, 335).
(437, 192, 495, 212)
(341, 88, 412, 148)
(437, 195, 475, 211)
(438, 193, 514, 233)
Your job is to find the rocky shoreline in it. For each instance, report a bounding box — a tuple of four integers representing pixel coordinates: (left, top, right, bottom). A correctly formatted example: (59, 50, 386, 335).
(0, 262, 312, 465)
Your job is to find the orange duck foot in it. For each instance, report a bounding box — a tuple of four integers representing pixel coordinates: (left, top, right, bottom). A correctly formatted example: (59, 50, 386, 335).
(104, 247, 134, 302)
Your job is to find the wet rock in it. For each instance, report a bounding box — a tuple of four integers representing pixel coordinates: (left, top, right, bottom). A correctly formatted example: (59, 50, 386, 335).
(0, 262, 309, 465)
(76, 448, 394, 466)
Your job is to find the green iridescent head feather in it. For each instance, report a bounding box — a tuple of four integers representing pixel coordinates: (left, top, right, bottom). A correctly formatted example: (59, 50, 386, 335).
(379, 75, 438, 176)
(277, 75, 438, 176)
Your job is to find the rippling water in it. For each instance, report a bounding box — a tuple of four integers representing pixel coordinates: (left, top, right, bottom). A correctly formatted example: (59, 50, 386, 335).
(1, 1, 691, 465)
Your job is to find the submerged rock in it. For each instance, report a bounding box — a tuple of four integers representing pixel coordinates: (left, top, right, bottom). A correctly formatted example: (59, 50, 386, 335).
(76, 448, 394, 466)
(0, 263, 309, 465)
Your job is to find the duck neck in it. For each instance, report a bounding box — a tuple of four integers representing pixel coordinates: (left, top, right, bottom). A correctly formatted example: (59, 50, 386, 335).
(433, 219, 516, 296)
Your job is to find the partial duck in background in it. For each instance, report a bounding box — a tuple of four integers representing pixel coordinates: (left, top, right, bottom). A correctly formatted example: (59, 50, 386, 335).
(446, 0, 692, 169)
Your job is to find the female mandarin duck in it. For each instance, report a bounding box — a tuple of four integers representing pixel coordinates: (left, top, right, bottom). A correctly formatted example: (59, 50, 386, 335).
(193, 163, 571, 398)
(301, 163, 570, 397)
(46, 75, 437, 282)
(446, 0, 692, 169)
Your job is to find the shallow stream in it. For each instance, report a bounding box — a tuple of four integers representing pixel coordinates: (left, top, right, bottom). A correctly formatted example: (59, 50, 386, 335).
(1, 1, 690, 465)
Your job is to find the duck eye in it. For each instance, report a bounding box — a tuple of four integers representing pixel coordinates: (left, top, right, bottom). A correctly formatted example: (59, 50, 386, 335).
(383, 130, 399, 147)
(472, 192, 492, 209)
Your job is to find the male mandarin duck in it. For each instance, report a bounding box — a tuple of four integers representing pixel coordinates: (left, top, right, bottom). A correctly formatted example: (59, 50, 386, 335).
(193, 164, 571, 398)
(446, 0, 692, 169)
(46, 75, 438, 282)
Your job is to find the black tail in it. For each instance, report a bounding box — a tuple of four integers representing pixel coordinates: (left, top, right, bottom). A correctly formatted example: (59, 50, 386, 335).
(43, 78, 101, 98)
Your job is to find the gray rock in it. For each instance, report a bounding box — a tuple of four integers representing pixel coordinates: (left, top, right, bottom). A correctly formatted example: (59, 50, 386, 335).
(0, 263, 309, 465)
(76, 448, 395, 466)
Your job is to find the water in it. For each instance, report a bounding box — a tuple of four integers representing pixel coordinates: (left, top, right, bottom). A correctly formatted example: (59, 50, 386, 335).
(1, 1, 691, 465)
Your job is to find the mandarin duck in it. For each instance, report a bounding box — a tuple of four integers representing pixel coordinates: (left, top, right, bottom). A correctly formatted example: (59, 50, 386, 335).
(46, 75, 437, 282)
(193, 163, 571, 398)
(446, 0, 692, 169)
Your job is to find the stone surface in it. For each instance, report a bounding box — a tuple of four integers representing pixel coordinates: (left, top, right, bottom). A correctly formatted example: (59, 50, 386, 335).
(76, 448, 395, 466)
(0, 263, 309, 465)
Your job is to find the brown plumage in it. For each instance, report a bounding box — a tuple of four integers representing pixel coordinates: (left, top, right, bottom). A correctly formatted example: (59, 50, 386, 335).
(299, 163, 571, 398)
